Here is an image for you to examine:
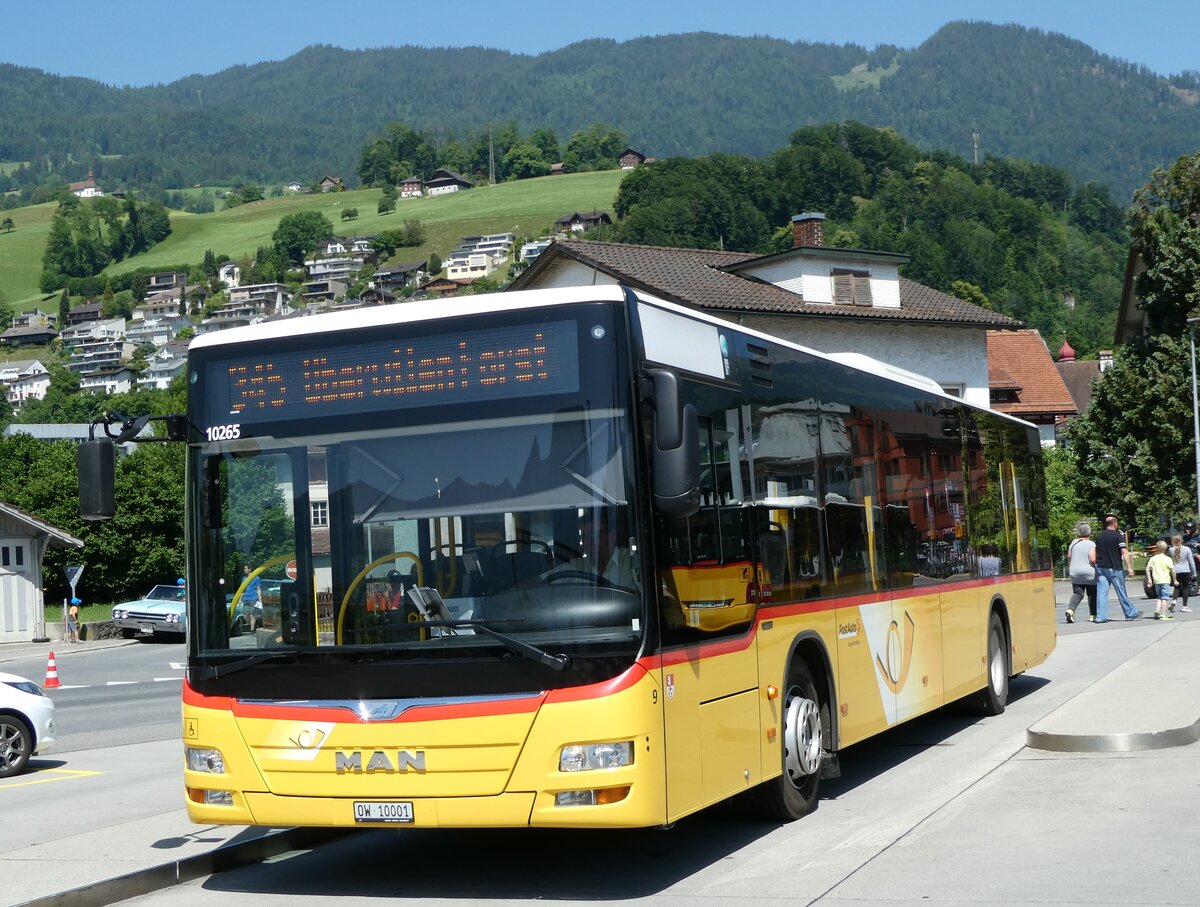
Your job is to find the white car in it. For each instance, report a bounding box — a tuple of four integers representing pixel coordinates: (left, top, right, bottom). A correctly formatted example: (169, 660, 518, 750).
(0, 671, 56, 777)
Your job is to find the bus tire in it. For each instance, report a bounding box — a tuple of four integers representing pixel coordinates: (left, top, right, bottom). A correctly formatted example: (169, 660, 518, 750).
(977, 610, 1010, 716)
(747, 660, 823, 821)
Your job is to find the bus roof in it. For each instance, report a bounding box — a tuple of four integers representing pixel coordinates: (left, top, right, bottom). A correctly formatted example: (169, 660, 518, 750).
(187, 285, 630, 351)
(189, 284, 1037, 433)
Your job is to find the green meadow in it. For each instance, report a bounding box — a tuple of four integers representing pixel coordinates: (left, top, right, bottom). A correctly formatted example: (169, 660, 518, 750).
(0, 170, 624, 311)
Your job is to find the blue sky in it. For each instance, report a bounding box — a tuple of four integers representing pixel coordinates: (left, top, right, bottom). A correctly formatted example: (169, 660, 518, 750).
(6, 1, 1197, 87)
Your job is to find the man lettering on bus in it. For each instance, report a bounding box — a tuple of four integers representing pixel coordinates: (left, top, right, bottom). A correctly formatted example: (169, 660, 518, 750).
(1094, 515, 1143, 623)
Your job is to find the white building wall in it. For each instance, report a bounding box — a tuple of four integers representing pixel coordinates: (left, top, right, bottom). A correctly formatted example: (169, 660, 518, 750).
(736, 314, 990, 409)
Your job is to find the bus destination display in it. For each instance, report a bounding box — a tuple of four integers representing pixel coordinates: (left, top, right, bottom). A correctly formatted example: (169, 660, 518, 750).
(206, 320, 580, 424)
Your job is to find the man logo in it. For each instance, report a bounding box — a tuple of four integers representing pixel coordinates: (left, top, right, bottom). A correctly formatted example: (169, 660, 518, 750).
(336, 750, 427, 774)
(875, 611, 916, 694)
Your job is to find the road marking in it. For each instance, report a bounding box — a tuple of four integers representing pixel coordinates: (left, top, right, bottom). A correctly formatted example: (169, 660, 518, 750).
(170, 662, 185, 670)
(154, 677, 183, 682)
(106, 681, 137, 685)
(0, 768, 101, 790)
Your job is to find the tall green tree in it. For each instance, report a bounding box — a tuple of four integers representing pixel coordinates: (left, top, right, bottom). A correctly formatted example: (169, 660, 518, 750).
(1066, 334, 1194, 531)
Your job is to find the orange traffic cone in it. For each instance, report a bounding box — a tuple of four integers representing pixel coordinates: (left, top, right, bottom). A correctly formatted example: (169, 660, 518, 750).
(44, 651, 62, 689)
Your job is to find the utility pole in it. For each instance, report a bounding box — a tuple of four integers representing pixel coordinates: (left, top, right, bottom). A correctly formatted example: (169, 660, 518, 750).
(972, 125, 979, 166)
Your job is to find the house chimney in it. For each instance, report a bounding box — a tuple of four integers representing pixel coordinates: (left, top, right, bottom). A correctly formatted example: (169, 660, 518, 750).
(1098, 350, 1114, 372)
(792, 212, 825, 248)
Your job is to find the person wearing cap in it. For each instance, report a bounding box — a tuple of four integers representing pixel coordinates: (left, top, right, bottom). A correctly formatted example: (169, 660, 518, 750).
(1183, 521, 1199, 555)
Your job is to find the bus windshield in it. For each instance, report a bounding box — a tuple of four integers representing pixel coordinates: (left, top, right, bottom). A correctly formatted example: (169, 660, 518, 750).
(185, 306, 643, 694)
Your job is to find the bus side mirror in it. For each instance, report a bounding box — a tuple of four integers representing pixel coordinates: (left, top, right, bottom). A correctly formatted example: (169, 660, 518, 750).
(648, 369, 701, 518)
(78, 439, 116, 520)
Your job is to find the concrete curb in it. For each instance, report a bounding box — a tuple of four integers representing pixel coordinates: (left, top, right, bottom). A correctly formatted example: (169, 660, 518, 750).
(1027, 718, 1200, 753)
(14, 827, 348, 907)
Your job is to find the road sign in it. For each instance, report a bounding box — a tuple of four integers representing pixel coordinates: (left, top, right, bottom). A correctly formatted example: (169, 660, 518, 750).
(63, 564, 84, 592)
(285, 559, 298, 580)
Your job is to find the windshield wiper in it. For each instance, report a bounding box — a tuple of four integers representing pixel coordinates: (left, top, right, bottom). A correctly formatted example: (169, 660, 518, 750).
(417, 619, 571, 671)
(194, 650, 298, 680)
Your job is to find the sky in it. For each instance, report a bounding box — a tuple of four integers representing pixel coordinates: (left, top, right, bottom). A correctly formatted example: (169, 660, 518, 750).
(4, 1, 1198, 87)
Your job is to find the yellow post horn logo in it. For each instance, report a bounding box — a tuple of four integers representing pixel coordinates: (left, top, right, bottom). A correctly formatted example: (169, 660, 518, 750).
(875, 611, 916, 693)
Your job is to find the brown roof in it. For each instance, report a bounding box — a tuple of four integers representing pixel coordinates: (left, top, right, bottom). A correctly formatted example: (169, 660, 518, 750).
(511, 238, 1021, 327)
(986, 330, 1077, 417)
(1056, 359, 1102, 415)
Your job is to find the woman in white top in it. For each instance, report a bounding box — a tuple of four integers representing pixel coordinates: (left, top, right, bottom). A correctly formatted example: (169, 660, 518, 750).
(1170, 534, 1195, 613)
(1065, 523, 1098, 624)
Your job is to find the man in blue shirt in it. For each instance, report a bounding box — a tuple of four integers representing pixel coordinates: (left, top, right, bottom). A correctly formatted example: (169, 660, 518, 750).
(242, 564, 262, 630)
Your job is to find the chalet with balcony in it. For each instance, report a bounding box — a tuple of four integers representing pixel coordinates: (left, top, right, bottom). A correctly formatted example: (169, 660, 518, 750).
(229, 283, 291, 314)
(555, 211, 612, 233)
(67, 301, 103, 325)
(399, 176, 423, 198)
(373, 260, 427, 291)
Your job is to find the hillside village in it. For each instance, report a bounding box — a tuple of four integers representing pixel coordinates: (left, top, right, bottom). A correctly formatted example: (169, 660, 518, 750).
(0, 199, 619, 410)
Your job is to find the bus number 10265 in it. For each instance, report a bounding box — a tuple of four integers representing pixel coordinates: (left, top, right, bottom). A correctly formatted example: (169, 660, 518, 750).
(205, 424, 242, 441)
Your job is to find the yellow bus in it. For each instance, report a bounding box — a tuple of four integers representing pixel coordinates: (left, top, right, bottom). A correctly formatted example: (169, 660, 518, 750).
(83, 285, 1055, 828)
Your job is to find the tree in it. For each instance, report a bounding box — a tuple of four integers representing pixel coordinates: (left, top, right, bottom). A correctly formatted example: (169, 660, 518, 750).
(377, 196, 396, 216)
(58, 288, 70, 326)
(1067, 334, 1195, 532)
(272, 211, 334, 264)
(1, 216, 13, 233)
(341, 207, 359, 221)
(428, 252, 442, 274)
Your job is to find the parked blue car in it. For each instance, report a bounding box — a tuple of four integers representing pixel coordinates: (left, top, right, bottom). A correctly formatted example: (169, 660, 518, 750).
(111, 583, 187, 640)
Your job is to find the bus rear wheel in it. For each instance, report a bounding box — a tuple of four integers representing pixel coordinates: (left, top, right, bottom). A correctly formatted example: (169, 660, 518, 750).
(977, 611, 1010, 716)
(747, 661, 823, 821)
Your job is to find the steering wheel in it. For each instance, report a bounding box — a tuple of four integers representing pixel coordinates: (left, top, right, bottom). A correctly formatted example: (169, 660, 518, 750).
(336, 551, 424, 644)
(545, 568, 616, 588)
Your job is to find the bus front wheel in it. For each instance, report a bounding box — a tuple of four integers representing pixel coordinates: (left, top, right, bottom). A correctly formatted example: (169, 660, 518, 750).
(747, 660, 824, 821)
(976, 611, 1010, 716)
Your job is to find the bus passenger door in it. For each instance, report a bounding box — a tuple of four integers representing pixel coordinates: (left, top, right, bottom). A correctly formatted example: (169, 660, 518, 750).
(656, 415, 760, 819)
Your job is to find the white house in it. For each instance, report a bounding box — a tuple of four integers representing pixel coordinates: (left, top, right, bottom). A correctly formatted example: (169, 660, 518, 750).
(139, 341, 190, 390)
(79, 365, 138, 395)
(511, 213, 1021, 409)
(0, 500, 83, 644)
(218, 261, 241, 289)
(0, 359, 51, 409)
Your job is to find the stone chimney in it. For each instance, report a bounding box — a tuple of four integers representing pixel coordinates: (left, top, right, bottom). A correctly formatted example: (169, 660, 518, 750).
(1098, 350, 1114, 373)
(791, 212, 825, 248)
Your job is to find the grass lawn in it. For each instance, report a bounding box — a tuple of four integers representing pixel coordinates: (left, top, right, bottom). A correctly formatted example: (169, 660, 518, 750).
(0, 170, 625, 313)
(0, 202, 58, 308)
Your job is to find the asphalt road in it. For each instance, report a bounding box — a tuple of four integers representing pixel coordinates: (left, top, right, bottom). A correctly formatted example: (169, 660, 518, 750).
(3, 638, 185, 752)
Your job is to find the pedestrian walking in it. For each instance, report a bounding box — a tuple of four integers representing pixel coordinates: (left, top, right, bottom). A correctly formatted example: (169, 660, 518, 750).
(1065, 522, 1098, 623)
(1094, 514, 1143, 622)
(1147, 540, 1176, 620)
(1184, 521, 1200, 555)
(1170, 534, 1196, 613)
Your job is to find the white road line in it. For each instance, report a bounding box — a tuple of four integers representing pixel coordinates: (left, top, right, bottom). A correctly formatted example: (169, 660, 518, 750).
(154, 677, 182, 682)
(55, 685, 89, 690)
(170, 662, 185, 670)
(106, 681, 137, 685)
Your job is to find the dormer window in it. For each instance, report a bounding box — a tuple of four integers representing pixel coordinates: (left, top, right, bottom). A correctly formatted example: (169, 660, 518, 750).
(832, 268, 873, 307)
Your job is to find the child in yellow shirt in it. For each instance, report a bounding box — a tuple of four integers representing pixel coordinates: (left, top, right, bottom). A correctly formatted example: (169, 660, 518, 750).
(1147, 541, 1176, 620)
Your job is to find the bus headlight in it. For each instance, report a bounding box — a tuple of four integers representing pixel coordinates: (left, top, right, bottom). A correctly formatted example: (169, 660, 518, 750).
(186, 747, 226, 774)
(559, 741, 633, 772)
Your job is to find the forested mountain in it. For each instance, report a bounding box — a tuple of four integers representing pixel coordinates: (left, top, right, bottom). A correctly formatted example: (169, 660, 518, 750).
(1, 22, 1198, 201)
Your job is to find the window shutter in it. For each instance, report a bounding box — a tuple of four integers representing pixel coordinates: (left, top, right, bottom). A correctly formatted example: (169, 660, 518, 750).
(853, 273, 873, 306)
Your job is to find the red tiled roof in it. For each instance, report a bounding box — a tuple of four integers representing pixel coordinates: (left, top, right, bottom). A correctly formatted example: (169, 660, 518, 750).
(511, 238, 1021, 327)
(986, 330, 1077, 417)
